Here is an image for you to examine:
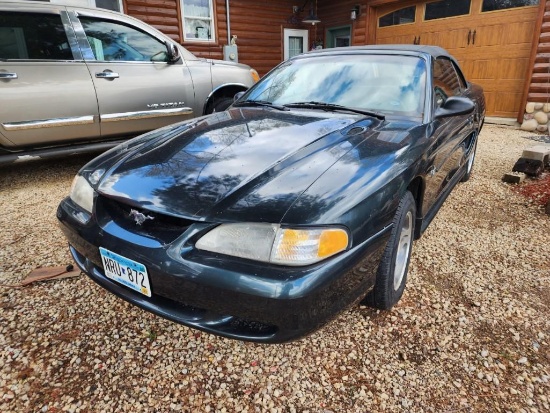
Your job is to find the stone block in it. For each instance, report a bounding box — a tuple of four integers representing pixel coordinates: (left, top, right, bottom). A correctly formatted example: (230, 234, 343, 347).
(502, 172, 526, 184)
(525, 102, 536, 113)
(520, 119, 538, 131)
(512, 157, 544, 177)
(535, 111, 549, 124)
(534, 103, 544, 110)
(544, 103, 550, 113)
(537, 125, 549, 133)
(522, 145, 550, 164)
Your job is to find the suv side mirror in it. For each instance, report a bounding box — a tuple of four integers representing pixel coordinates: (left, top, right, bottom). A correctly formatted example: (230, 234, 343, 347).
(166, 41, 181, 64)
(434, 96, 475, 119)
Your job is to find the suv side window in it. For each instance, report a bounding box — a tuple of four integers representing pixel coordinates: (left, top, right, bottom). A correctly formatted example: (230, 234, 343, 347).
(79, 17, 167, 62)
(433, 57, 463, 107)
(0, 12, 73, 60)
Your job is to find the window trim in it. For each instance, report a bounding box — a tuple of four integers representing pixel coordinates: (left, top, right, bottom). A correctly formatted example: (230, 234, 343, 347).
(48, 0, 124, 13)
(181, 0, 216, 43)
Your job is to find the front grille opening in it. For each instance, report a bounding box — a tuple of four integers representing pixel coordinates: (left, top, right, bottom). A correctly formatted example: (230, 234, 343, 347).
(158, 295, 278, 339)
(97, 196, 194, 242)
(227, 317, 278, 336)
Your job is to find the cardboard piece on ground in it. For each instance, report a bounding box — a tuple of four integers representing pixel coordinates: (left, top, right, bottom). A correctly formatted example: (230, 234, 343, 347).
(20, 265, 80, 286)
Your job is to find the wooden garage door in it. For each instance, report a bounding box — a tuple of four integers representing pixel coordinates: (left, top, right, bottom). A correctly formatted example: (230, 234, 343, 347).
(376, 0, 539, 118)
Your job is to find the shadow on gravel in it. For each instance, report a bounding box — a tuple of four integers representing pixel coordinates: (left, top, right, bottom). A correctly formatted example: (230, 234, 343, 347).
(0, 153, 100, 189)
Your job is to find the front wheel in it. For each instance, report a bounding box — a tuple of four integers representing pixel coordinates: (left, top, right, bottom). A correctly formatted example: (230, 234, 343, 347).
(461, 136, 477, 182)
(209, 97, 233, 114)
(363, 191, 416, 310)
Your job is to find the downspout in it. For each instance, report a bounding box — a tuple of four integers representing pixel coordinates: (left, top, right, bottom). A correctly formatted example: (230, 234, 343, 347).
(226, 0, 231, 44)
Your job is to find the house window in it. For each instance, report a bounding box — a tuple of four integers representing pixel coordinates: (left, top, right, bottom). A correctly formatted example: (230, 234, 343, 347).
(379, 6, 416, 27)
(482, 0, 539, 12)
(424, 0, 471, 21)
(182, 0, 215, 42)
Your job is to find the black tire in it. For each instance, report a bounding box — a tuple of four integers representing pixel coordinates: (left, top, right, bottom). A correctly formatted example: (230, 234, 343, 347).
(461, 137, 477, 182)
(363, 191, 416, 310)
(209, 97, 233, 113)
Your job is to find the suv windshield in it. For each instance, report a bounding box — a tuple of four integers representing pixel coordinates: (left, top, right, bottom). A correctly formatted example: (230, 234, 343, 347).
(243, 54, 427, 118)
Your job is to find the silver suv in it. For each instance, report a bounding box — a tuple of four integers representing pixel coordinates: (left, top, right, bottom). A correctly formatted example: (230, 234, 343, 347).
(0, 0, 259, 164)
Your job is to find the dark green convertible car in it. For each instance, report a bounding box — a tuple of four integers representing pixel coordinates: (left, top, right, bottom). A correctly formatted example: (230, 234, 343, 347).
(57, 45, 485, 343)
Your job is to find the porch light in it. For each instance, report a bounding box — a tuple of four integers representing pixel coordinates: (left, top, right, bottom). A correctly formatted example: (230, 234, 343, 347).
(291, 0, 321, 26)
(302, 2, 321, 25)
(351, 5, 360, 21)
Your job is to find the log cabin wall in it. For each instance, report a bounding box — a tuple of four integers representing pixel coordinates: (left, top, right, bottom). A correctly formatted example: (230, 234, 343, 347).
(124, 0, 182, 43)
(316, 1, 367, 47)
(220, 0, 305, 76)
(520, 0, 550, 130)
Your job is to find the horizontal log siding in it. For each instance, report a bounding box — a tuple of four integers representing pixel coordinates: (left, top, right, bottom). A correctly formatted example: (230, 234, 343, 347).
(527, 0, 550, 102)
(225, 0, 303, 76)
(124, 0, 181, 42)
(317, 2, 367, 46)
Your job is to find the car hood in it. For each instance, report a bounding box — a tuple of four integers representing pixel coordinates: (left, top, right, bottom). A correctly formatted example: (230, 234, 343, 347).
(96, 108, 393, 223)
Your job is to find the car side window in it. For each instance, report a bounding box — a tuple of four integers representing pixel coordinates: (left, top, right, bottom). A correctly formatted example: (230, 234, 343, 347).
(0, 12, 73, 60)
(78, 17, 167, 62)
(433, 58, 463, 107)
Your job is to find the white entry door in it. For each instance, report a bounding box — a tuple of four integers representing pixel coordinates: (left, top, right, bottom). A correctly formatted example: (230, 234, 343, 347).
(283, 29, 308, 60)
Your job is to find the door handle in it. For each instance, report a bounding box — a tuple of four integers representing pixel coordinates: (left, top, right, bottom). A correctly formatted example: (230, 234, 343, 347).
(472, 29, 476, 45)
(95, 71, 119, 79)
(413, 36, 417, 45)
(0, 72, 18, 79)
(416, 36, 421, 45)
(467, 30, 471, 45)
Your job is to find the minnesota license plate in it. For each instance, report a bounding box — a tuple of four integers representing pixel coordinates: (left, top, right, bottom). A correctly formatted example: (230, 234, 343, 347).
(99, 247, 151, 297)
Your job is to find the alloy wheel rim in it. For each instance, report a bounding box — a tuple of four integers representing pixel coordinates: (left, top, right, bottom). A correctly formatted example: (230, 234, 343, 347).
(467, 142, 476, 173)
(394, 211, 413, 291)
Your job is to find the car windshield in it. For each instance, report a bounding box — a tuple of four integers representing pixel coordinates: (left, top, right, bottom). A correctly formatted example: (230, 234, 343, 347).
(243, 54, 427, 118)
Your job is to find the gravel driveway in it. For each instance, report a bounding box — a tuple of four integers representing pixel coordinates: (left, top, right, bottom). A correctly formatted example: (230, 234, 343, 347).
(1, 124, 549, 413)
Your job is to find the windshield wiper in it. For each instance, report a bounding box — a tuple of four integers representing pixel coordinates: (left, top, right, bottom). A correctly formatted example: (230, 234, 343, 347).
(232, 100, 289, 111)
(284, 101, 385, 120)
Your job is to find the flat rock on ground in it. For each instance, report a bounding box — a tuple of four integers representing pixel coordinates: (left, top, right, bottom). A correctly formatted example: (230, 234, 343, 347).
(0, 124, 549, 413)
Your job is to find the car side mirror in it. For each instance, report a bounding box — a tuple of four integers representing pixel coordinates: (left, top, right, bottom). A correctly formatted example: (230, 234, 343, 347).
(234, 91, 246, 102)
(166, 41, 181, 64)
(434, 96, 475, 119)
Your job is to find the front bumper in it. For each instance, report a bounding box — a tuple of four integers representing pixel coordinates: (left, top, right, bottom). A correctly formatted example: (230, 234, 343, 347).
(57, 197, 390, 343)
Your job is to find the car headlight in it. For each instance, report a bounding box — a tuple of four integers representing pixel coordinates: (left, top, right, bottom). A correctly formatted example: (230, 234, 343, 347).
(69, 175, 95, 214)
(195, 223, 349, 266)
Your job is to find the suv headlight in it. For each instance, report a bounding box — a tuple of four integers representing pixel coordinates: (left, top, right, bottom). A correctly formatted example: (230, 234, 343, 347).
(195, 223, 349, 266)
(69, 175, 95, 214)
(250, 69, 260, 83)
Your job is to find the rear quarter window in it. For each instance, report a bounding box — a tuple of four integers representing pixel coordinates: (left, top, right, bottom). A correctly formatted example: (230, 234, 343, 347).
(0, 12, 73, 60)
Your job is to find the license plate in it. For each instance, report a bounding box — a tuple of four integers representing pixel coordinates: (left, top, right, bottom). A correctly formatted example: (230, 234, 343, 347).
(99, 247, 151, 297)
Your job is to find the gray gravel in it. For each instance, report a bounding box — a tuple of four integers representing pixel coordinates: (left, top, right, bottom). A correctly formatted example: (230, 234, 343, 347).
(1, 124, 549, 413)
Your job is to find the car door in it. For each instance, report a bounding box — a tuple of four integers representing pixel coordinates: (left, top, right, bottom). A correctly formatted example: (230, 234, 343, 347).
(0, 4, 100, 148)
(68, 9, 197, 138)
(423, 57, 473, 214)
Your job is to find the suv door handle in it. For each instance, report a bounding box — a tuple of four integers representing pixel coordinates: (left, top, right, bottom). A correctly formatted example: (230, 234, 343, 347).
(0, 72, 18, 79)
(95, 71, 119, 79)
